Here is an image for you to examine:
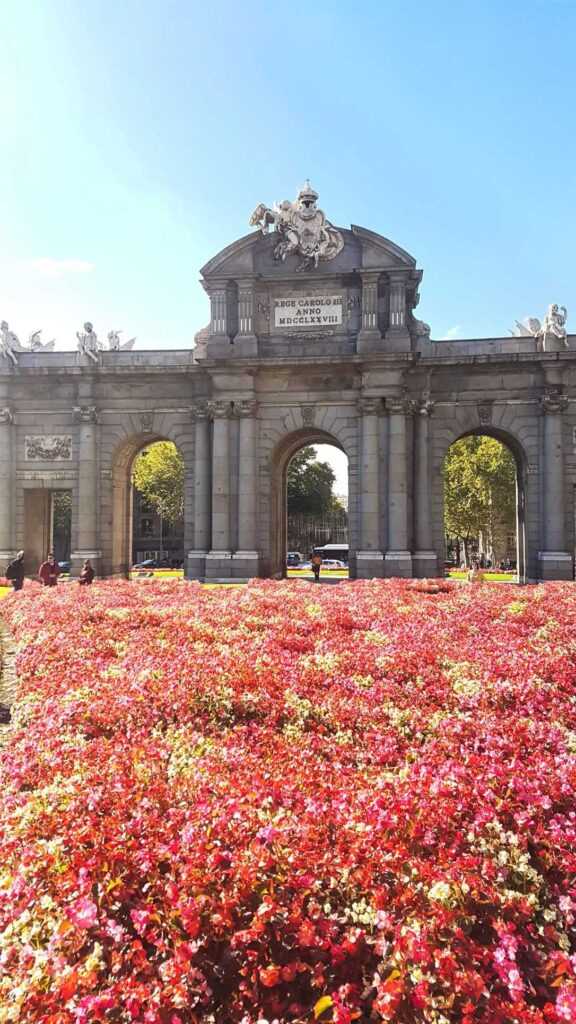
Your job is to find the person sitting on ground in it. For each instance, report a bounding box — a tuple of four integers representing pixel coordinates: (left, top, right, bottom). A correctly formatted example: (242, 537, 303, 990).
(79, 559, 95, 586)
(311, 552, 322, 582)
(38, 553, 60, 587)
(5, 551, 25, 591)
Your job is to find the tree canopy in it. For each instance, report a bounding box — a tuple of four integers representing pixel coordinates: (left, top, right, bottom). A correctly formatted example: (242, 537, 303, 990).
(443, 435, 516, 557)
(132, 442, 184, 525)
(287, 446, 345, 517)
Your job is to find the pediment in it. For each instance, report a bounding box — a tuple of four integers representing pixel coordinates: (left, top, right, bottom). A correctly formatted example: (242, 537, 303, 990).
(200, 224, 418, 281)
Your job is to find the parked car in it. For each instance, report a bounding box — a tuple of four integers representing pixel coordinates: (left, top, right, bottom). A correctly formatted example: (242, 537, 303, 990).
(58, 560, 71, 573)
(132, 558, 159, 570)
(286, 551, 304, 567)
(320, 559, 346, 570)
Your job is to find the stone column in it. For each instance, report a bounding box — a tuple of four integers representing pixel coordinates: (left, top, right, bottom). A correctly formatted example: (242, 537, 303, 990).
(413, 397, 438, 577)
(385, 397, 413, 577)
(233, 279, 258, 355)
(357, 272, 381, 352)
(70, 405, 101, 576)
(356, 397, 384, 577)
(233, 399, 260, 578)
(539, 390, 572, 579)
(385, 273, 411, 351)
(205, 400, 232, 579)
(0, 405, 15, 563)
(187, 403, 211, 579)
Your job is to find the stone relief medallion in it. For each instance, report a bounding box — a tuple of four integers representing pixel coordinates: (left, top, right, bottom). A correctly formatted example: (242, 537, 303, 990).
(25, 435, 72, 461)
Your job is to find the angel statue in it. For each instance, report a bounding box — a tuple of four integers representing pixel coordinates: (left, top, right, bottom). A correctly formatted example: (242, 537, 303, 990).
(0, 320, 23, 367)
(510, 304, 568, 349)
(76, 321, 102, 363)
(27, 330, 55, 352)
(107, 329, 136, 351)
(249, 181, 344, 272)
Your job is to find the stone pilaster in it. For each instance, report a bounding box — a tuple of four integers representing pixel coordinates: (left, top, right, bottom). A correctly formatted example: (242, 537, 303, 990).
(187, 403, 211, 580)
(233, 399, 260, 578)
(232, 279, 258, 352)
(413, 397, 438, 578)
(0, 405, 15, 563)
(356, 397, 384, 577)
(538, 390, 572, 580)
(385, 396, 413, 577)
(70, 405, 101, 576)
(205, 400, 233, 578)
(357, 272, 381, 352)
(384, 273, 411, 351)
(208, 285, 229, 338)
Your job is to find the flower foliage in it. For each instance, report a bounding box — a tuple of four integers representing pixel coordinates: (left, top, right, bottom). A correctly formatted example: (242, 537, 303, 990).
(1, 580, 576, 1023)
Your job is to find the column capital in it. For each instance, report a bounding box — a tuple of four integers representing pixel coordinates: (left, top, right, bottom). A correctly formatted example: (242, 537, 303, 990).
(207, 399, 232, 419)
(540, 392, 568, 414)
(73, 405, 98, 424)
(235, 398, 258, 418)
(386, 396, 416, 416)
(191, 401, 210, 421)
(418, 396, 435, 417)
(0, 407, 14, 424)
(357, 396, 382, 415)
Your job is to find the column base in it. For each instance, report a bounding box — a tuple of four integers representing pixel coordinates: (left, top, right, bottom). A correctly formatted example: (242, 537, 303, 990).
(232, 550, 260, 579)
(231, 334, 259, 356)
(356, 550, 385, 578)
(412, 550, 439, 578)
(70, 551, 102, 579)
(538, 551, 573, 581)
(384, 550, 413, 578)
(384, 328, 412, 352)
(356, 330, 382, 354)
(205, 551, 233, 579)
(186, 550, 207, 580)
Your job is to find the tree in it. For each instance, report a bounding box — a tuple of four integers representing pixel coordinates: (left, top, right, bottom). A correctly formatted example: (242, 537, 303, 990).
(287, 446, 345, 517)
(443, 435, 516, 564)
(132, 442, 184, 525)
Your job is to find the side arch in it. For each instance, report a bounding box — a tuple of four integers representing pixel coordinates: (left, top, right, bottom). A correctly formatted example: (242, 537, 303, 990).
(436, 421, 531, 581)
(107, 431, 192, 577)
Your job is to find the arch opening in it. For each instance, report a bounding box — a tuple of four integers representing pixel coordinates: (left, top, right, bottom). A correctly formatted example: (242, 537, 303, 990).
(271, 429, 350, 580)
(442, 430, 526, 582)
(110, 435, 186, 577)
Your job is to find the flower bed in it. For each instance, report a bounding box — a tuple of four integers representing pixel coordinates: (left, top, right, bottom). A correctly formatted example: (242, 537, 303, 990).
(1, 579, 576, 1023)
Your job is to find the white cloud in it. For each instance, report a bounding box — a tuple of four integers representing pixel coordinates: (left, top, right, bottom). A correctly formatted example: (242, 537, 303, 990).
(24, 258, 95, 279)
(440, 324, 461, 341)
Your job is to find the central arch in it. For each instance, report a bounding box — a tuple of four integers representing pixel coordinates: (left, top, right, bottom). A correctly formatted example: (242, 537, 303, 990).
(270, 428, 350, 579)
(110, 433, 189, 577)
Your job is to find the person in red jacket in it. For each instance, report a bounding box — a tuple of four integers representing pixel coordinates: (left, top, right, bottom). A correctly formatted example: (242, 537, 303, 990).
(38, 553, 60, 587)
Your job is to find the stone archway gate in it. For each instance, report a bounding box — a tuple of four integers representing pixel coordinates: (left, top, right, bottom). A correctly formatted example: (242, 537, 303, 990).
(1, 194, 575, 581)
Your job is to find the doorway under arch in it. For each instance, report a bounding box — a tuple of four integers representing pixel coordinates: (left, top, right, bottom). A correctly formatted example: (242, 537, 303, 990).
(110, 434, 187, 577)
(442, 429, 527, 582)
(270, 429, 350, 579)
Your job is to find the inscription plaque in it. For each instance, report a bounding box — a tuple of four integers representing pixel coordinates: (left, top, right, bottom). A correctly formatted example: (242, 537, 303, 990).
(274, 295, 343, 329)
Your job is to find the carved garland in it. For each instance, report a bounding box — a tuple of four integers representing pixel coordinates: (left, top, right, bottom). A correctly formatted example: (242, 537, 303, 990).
(25, 435, 72, 461)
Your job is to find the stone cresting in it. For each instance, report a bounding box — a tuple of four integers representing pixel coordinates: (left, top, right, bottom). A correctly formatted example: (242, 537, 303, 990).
(1, 185, 575, 581)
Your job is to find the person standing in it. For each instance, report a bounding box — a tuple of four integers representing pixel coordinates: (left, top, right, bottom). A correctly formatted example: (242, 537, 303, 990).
(5, 551, 25, 591)
(311, 551, 322, 582)
(78, 559, 95, 586)
(38, 553, 60, 587)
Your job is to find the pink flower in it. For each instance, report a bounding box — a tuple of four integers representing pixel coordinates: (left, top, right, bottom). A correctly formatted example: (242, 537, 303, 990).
(67, 896, 98, 929)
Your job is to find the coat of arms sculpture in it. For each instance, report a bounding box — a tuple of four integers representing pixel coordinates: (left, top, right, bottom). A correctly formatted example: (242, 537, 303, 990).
(249, 181, 344, 272)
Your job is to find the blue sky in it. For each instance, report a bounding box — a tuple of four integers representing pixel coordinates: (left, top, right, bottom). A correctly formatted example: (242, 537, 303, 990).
(1, 0, 575, 352)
